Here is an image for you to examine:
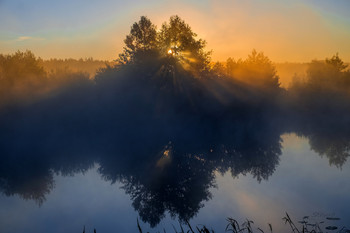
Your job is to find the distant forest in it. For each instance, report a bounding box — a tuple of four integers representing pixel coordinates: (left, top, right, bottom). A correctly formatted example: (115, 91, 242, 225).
(0, 15, 349, 110)
(40, 57, 115, 78)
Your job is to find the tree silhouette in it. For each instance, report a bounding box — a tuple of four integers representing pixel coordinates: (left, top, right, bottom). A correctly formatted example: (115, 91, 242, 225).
(158, 15, 211, 75)
(325, 53, 348, 72)
(288, 54, 350, 119)
(304, 54, 350, 92)
(118, 16, 158, 64)
(0, 50, 48, 106)
(308, 133, 350, 168)
(117, 15, 211, 76)
(226, 50, 280, 90)
(0, 50, 46, 89)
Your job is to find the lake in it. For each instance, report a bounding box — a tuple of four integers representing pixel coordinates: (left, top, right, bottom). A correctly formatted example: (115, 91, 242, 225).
(1, 67, 350, 232)
(0, 132, 349, 233)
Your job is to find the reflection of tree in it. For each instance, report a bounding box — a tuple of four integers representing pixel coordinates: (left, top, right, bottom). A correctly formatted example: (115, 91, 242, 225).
(286, 54, 350, 167)
(0, 166, 54, 205)
(0, 149, 94, 204)
(309, 134, 350, 167)
(0, 93, 284, 226)
(291, 119, 350, 168)
(116, 153, 216, 227)
(224, 138, 282, 182)
(0, 100, 96, 204)
(97, 138, 217, 227)
(93, 114, 283, 226)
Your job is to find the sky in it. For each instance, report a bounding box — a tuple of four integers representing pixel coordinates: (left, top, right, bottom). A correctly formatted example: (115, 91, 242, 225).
(0, 0, 350, 62)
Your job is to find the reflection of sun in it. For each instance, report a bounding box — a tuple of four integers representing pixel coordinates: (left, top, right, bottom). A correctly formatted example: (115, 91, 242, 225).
(163, 150, 170, 157)
(167, 49, 173, 55)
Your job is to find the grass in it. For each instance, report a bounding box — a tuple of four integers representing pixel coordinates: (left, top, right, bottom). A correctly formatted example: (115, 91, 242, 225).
(134, 212, 349, 233)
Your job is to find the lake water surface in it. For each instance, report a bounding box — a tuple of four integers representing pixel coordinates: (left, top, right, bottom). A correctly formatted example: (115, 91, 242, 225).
(1, 133, 349, 233)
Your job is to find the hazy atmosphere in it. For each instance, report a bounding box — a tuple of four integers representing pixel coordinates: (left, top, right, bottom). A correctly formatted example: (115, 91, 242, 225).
(1, 0, 350, 61)
(1, 1, 350, 233)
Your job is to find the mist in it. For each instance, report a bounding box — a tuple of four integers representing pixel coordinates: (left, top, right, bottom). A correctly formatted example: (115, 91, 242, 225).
(1, 15, 350, 228)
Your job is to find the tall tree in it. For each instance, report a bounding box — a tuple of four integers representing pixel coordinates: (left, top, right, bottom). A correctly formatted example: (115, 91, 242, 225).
(118, 16, 158, 64)
(158, 15, 211, 76)
(325, 53, 348, 72)
(306, 54, 350, 90)
(227, 50, 280, 89)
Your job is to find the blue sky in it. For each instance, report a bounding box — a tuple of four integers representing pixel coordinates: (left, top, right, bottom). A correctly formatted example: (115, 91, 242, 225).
(1, 0, 349, 61)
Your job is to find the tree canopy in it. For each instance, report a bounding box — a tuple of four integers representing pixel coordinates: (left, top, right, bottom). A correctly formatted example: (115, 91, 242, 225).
(157, 15, 211, 74)
(325, 53, 348, 72)
(118, 15, 211, 76)
(118, 16, 158, 64)
(305, 53, 350, 91)
(225, 50, 280, 88)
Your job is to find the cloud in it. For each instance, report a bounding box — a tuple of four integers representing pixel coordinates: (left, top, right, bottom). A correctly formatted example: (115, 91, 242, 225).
(16, 36, 44, 42)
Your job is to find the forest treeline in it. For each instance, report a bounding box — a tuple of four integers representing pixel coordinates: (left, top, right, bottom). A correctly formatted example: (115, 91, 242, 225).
(1, 16, 350, 133)
(1, 16, 349, 169)
(0, 16, 350, 153)
(0, 51, 116, 106)
(40, 57, 115, 77)
(0, 17, 349, 108)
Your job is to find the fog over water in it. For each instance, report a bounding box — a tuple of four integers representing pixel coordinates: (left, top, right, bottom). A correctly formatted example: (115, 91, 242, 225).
(1, 16, 350, 232)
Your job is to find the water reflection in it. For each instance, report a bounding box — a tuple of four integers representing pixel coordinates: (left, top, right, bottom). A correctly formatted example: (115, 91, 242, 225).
(0, 93, 349, 227)
(286, 112, 350, 168)
(98, 123, 282, 226)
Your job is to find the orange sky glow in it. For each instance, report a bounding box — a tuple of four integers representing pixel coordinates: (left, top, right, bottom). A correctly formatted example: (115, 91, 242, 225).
(1, 0, 349, 62)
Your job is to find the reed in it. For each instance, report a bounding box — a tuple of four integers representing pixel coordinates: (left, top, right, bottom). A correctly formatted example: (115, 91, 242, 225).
(135, 212, 349, 233)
